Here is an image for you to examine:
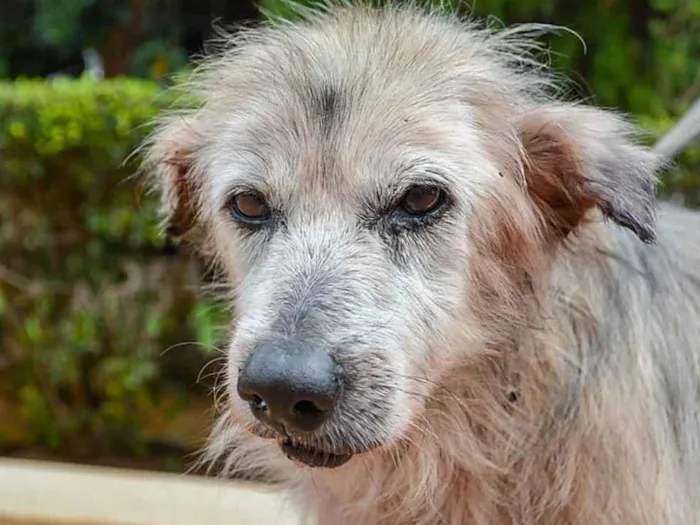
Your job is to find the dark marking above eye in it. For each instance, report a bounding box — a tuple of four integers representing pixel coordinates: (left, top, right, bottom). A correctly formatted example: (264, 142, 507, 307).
(309, 83, 343, 134)
(319, 85, 338, 119)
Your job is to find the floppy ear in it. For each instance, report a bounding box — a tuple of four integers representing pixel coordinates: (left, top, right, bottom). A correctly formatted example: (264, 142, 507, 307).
(141, 115, 202, 241)
(518, 105, 663, 244)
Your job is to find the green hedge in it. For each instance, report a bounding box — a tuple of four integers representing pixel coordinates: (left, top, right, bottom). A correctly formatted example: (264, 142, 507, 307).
(0, 76, 225, 464)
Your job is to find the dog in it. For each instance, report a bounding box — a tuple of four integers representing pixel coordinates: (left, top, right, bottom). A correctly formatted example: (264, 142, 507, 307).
(140, 2, 700, 524)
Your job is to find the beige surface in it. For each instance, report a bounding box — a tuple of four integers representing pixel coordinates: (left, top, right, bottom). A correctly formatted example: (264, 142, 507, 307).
(0, 458, 305, 525)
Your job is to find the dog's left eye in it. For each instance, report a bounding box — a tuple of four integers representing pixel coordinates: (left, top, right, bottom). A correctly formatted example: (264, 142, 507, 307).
(230, 192, 271, 223)
(399, 185, 444, 215)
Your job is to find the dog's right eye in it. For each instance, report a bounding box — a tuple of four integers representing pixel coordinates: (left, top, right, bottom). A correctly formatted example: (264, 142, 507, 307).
(230, 192, 271, 224)
(400, 185, 444, 215)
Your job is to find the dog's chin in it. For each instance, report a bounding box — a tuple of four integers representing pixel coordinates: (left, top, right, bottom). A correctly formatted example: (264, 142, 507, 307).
(280, 439, 354, 469)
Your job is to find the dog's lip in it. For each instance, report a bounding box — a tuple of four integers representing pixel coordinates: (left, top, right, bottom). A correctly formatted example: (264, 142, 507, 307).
(280, 439, 354, 469)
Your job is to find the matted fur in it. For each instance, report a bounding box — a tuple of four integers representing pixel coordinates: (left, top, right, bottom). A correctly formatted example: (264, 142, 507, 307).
(139, 2, 700, 524)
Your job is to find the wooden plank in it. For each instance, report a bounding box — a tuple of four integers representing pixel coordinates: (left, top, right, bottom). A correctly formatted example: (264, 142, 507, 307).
(0, 458, 305, 525)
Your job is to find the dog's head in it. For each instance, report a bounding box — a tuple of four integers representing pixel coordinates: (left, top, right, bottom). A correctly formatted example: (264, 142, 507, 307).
(142, 5, 661, 470)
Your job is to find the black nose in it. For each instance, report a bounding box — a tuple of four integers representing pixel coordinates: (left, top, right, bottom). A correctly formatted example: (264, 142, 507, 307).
(237, 341, 340, 433)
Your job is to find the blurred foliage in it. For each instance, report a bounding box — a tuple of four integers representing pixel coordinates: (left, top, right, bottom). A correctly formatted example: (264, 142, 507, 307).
(0, 0, 253, 81)
(0, 76, 227, 460)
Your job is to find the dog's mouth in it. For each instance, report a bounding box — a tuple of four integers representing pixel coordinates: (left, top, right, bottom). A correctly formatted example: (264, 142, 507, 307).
(279, 439, 354, 468)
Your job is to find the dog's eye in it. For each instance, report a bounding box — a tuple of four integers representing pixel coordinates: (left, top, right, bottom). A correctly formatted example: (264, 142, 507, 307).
(230, 192, 271, 223)
(400, 185, 444, 215)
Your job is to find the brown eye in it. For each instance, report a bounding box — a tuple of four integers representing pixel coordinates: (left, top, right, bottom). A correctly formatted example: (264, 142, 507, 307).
(231, 192, 271, 222)
(400, 185, 444, 215)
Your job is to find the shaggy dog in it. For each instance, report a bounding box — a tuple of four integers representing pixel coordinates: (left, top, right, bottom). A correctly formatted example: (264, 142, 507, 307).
(141, 2, 700, 524)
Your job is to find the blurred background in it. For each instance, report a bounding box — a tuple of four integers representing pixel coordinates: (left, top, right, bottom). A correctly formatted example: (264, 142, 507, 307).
(0, 0, 698, 476)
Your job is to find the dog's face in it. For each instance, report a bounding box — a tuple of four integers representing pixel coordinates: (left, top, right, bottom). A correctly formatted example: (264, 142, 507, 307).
(205, 66, 488, 469)
(144, 6, 660, 470)
(215, 83, 486, 466)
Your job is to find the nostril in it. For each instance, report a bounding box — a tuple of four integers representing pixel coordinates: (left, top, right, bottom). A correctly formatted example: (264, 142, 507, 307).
(293, 400, 325, 418)
(252, 394, 268, 411)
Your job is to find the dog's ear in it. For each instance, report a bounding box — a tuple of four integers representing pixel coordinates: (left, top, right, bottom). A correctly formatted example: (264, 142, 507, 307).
(142, 115, 202, 241)
(518, 105, 663, 244)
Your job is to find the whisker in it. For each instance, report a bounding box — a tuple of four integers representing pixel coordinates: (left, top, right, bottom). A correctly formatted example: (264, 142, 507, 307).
(160, 340, 224, 357)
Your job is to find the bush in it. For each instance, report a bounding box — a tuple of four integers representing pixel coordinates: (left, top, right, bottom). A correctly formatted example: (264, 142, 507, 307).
(0, 76, 225, 463)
